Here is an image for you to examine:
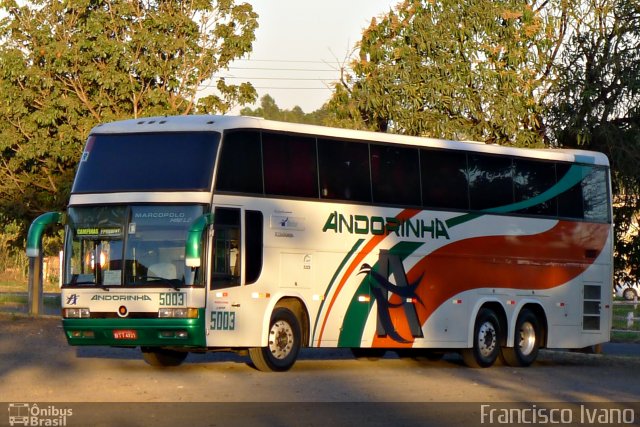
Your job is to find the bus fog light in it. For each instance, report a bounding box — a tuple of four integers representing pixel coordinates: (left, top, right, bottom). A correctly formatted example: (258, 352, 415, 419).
(176, 330, 188, 339)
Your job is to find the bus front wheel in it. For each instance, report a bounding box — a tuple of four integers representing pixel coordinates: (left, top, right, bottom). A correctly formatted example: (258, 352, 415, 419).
(501, 309, 540, 367)
(249, 307, 301, 372)
(141, 347, 188, 367)
(462, 308, 501, 368)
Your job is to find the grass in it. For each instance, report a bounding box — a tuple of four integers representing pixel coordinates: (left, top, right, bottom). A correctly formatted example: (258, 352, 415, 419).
(611, 298, 640, 343)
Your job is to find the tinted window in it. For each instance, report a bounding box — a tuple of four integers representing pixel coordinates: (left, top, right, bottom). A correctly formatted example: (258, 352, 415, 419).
(216, 131, 263, 194)
(262, 132, 319, 198)
(556, 163, 584, 219)
(582, 166, 609, 222)
(211, 207, 241, 289)
(421, 149, 469, 210)
(318, 139, 371, 202)
(513, 159, 557, 216)
(468, 154, 514, 210)
(72, 132, 219, 193)
(245, 210, 263, 284)
(370, 144, 421, 206)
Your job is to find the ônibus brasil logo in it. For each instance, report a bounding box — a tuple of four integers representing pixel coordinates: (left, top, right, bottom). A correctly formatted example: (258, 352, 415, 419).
(7, 403, 73, 426)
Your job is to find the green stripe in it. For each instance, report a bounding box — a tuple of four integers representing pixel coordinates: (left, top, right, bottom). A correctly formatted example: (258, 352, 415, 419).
(446, 164, 592, 228)
(337, 241, 423, 347)
(312, 239, 364, 341)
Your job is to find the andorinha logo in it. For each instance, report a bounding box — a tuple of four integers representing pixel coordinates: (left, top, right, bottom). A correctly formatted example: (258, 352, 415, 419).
(322, 211, 450, 240)
(91, 294, 152, 301)
(7, 403, 72, 426)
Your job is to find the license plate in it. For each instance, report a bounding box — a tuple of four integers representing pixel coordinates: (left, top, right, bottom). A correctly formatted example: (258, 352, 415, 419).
(113, 330, 137, 340)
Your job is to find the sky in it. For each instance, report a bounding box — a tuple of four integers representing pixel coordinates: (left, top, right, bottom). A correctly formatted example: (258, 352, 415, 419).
(217, 0, 399, 114)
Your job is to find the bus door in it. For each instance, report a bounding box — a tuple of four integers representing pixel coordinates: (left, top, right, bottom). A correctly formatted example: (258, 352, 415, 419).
(205, 207, 264, 347)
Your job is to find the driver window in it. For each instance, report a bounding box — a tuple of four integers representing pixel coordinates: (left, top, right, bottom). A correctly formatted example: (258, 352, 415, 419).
(211, 207, 241, 289)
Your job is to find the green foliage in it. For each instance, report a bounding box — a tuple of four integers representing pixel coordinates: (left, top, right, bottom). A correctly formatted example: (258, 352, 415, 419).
(325, 0, 560, 146)
(547, 0, 640, 281)
(240, 94, 329, 125)
(0, 0, 258, 243)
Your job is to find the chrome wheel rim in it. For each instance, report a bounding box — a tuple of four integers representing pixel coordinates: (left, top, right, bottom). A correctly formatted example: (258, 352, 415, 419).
(518, 321, 536, 356)
(477, 321, 497, 358)
(268, 320, 294, 360)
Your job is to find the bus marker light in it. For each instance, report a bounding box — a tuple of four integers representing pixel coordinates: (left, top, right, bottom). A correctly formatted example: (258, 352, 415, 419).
(358, 295, 370, 303)
(215, 292, 228, 298)
(507, 300, 516, 305)
(452, 299, 462, 305)
(251, 292, 271, 299)
(557, 302, 565, 307)
(312, 294, 324, 301)
(406, 298, 414, 303)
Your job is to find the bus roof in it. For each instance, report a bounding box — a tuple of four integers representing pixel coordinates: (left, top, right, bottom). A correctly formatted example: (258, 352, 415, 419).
(90, 115, 609, 166)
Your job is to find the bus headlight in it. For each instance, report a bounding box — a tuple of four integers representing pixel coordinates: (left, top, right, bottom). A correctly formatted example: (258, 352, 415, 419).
(158, 308, 198, 318)
(63, 308, 90, 318)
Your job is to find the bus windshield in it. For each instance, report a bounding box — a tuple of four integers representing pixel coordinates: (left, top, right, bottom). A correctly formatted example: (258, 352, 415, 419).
(64, 205, 204, 288)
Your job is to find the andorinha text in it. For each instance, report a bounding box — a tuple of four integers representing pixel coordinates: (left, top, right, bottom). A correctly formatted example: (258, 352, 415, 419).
(322, 212, 450, 239)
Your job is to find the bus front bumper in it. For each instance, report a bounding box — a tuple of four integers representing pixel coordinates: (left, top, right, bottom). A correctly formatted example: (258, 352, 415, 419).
(62, 312, 206, 347)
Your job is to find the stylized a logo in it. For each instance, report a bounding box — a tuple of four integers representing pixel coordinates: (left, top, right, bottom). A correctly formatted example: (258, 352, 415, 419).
(66, 294, 79, 305)
(358, 250, 424, 343)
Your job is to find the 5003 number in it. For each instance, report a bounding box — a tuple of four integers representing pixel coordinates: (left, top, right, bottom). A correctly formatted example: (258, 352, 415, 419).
(159, 293, 185, 306)
(210, 311, 236, 331)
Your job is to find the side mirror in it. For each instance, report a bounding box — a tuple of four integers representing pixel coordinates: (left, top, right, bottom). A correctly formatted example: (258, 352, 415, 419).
(185, 213, 214, 268)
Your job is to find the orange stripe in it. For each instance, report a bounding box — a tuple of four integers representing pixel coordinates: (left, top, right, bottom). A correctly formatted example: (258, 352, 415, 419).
(372, 221, 610, 347)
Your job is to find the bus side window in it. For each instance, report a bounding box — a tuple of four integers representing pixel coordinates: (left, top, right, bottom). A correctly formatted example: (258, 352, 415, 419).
(245, 210, 263, 284)
(211, 208, 241, 289)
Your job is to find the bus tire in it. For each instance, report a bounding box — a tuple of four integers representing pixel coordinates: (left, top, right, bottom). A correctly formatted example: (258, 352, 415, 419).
(501, 309, 540, 367)
(249, 307, 301, 372)
(462, 308, 501, 368)
(141, 347, 188, 367)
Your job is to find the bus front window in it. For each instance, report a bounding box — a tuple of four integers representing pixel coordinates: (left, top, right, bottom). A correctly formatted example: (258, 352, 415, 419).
(65, 205, 204, 287)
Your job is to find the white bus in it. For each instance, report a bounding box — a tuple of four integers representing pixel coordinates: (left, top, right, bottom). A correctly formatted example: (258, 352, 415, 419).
(28, 115, 613, 371)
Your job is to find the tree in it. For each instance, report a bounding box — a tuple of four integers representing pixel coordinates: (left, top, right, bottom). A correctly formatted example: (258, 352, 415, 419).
(325, 0, 563, 146)
(547, 0, 640, 280)
(0, 0, 258, 236)
(240, 94, 329, 125)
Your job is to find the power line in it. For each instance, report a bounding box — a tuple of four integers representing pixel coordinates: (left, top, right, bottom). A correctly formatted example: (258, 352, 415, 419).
(228, 66, 338, 72)
(216, 75, 336, 81)
(234, 58, 343, 64)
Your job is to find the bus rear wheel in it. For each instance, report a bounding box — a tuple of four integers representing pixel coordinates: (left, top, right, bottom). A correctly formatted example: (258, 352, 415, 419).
(249, 307, 301, 372)
(501, 309, 540, 367)
(462, 308, 501, 368)
(141, 347, 188, 367)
